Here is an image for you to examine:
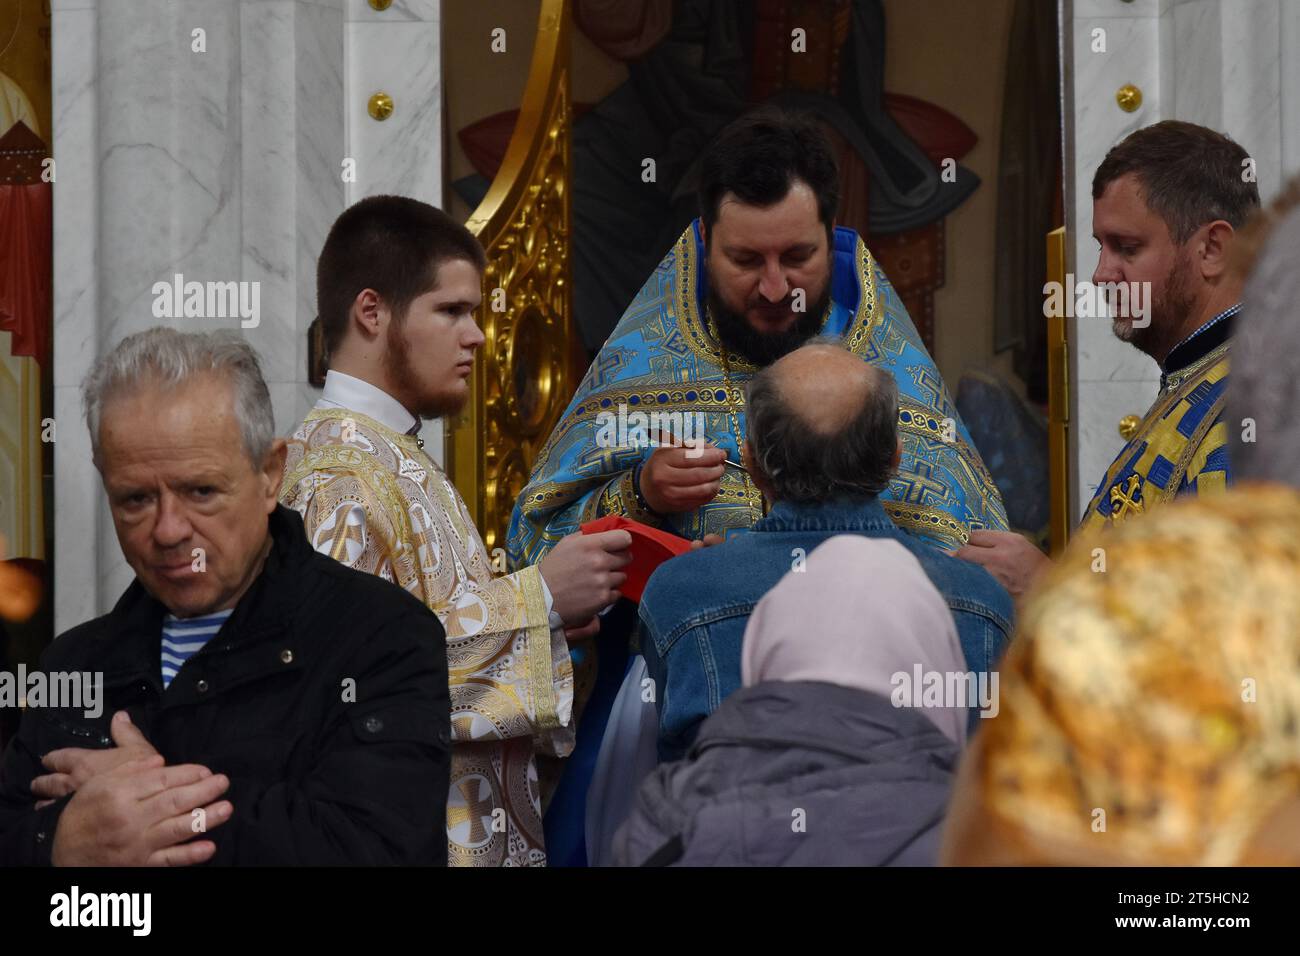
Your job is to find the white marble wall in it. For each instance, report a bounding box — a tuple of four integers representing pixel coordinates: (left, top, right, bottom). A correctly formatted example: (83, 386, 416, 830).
(50, 0, 98, 633)
(346, 0, 446, 458)
(1066, 0, 1296, 521)
(52, 0, 442, 628)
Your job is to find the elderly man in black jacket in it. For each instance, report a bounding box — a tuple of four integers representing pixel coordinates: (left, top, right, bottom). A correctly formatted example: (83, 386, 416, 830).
(0, 328, 450, 866)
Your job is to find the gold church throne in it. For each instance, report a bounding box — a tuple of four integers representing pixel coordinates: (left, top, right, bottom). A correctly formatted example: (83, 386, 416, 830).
(448, 0, 579, 553)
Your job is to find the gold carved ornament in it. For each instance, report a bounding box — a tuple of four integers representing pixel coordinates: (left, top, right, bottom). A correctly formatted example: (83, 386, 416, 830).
(450, 0, 575, 551)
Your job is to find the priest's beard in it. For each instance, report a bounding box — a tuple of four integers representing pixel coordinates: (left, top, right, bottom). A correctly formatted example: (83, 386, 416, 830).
(1112, 250, 1196, 361)
(382, 320, 466, 420)
(708, 285, 830, 366)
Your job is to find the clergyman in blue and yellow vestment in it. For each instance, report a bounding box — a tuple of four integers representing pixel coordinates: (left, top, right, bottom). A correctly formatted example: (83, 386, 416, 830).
(1079, 304, 1236, 533)
(508, 220, 1009, 567)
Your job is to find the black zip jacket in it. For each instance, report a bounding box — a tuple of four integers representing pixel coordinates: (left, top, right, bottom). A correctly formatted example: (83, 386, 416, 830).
(0, 505, 450, 865)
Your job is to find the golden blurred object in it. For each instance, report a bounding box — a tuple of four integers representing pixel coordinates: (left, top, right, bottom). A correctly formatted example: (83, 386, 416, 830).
(1116, 83, 1142, 113)
(1118, 413, 1141, 440)
(369, 0, 393, 9)
(966, 486, 1300, 866)
(0, 561, 41, 623)
(367, 91, 394, 121)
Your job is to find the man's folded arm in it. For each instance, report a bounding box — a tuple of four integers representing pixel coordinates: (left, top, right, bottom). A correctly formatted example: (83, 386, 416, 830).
(0, 721, 71, 866)
(210, 607, 451, 865)
(0, 638, 80, 866)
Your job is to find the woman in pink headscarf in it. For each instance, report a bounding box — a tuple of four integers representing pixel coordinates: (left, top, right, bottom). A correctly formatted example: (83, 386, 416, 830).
(613, 534, 971, 866)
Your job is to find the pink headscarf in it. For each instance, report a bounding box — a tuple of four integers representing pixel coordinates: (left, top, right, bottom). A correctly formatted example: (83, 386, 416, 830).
(740, 535, 968, 746)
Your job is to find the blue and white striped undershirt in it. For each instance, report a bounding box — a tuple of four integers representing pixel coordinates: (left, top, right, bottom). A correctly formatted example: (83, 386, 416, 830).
(161, 608, 233, 689)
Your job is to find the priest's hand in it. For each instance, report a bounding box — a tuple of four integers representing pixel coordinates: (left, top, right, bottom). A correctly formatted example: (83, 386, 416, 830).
(33, 710, 160, 807)
(50, 758, 233, 867)
(639, 432, 727, 515)
(689, 534, 725, 550)
(950, 530, 1051, 598)
(540, 529, 633, 625)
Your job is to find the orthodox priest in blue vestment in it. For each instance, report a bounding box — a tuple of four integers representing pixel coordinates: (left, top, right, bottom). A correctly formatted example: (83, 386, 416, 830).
(510, 220, 1008, 563)
(507, 108, 1008, 865)
(508, 219, 1008, 865)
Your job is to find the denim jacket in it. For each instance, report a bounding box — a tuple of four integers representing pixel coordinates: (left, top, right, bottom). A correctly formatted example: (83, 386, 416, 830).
(638, 496, 1014, 762)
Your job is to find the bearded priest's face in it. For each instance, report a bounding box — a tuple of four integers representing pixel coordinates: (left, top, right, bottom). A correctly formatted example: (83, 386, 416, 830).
(704, 179, 833, 366)
(1092, 172, 1200, 364)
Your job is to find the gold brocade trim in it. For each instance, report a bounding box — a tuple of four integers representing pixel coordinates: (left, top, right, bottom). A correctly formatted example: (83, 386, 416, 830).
(522, 478, 588, 512)
(581, 479, 608, 523)
(885, 500, 971, 546)
(299, 405, 421, 454)
(1186, 421, 1229, 489)
(844, 240, 884, 355)
(326, 513, 354, 564)
(896, 398, 997, 490)
(516, 565, 563, 733)
(1169, 392, 1229, 501)
(281, 409, 424, 588)
(598, 468, 661, 524)
(561, 385, 747, 428)
(301, 405, 429, 453)
(1165, 340, 1230, 392)
(706, 310, 767, 522)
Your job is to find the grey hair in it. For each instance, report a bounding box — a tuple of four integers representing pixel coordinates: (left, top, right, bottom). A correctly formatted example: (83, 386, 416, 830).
(745, 344, 899, 502)
(1228, 202, 1300, 486)
(83, 327, 275, 466)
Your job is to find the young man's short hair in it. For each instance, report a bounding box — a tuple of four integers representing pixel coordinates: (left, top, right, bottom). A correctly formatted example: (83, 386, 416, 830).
(316, 195, 487, 359)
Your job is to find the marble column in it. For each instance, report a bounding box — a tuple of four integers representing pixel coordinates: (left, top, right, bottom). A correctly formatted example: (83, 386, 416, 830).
(52, 0, 443, 628)
(1064, 0, 1296, 521)
(345, 0, 446, 459)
